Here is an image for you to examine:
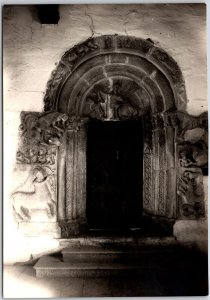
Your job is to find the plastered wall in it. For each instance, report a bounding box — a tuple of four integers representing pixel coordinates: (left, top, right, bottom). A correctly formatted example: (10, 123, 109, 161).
(3, 4, 208, 263)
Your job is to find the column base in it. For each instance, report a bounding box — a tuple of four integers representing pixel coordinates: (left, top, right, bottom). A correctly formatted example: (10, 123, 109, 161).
(59, 220, 89, 237)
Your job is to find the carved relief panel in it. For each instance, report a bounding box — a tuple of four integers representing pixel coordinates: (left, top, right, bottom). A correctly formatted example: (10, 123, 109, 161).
(12, 111, 68, 226)
(176, 114, 208, 219)
(81, 79, 150, 121)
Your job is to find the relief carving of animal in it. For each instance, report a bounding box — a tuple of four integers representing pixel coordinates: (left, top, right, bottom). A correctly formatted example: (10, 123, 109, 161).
(12, 167, 56, 222)
(176, 111, 208, 138)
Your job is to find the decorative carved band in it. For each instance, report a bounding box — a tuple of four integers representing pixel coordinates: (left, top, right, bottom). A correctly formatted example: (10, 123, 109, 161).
(44, 39, 99, 111)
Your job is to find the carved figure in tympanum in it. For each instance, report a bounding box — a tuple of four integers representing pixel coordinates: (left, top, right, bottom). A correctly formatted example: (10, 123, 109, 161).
(11, 166, 56, 222)
(83, 91, 106, 119)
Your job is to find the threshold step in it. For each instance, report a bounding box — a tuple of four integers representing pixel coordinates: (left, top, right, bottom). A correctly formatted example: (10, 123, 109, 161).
(59, 236, 177, 248)
(61, 245, 178, 263)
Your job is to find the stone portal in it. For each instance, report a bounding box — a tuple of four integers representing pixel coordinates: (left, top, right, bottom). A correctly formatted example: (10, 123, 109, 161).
(13, 35, 208, 238)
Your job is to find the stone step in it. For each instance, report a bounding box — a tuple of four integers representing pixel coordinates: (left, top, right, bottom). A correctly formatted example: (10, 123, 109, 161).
(59, 236, 177, 249)
(61, 245, 178, 263)
(34, 242, 206, 278)
(34, 255, 162, 278)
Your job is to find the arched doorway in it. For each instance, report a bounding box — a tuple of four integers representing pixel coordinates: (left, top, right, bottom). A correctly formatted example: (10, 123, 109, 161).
(42, 35, 192, 236)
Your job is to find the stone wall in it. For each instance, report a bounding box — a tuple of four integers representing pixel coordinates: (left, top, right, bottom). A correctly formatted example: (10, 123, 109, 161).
(3, 4, 207, 263)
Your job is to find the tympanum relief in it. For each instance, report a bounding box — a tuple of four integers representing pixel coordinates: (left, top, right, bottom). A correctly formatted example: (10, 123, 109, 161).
(82, 79, 150, 121)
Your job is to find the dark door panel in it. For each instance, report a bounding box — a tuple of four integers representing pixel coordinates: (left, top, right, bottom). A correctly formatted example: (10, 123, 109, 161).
(87, 119, 143, 230)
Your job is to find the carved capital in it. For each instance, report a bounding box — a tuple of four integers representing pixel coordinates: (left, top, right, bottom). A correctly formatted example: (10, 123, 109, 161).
(66, 117, 88, 131)
(19, 111, 68, 147)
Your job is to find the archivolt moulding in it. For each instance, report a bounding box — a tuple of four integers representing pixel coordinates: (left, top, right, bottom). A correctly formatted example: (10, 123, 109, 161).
(43, 35, 188, 116)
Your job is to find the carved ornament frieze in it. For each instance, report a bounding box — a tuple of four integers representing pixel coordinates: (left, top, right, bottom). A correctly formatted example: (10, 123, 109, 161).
(16, 147, 56, 165)
(117, 36, 154, 54)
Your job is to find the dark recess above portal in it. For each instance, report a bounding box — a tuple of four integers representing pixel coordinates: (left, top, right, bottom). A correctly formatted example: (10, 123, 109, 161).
(36, 5, 60, 24)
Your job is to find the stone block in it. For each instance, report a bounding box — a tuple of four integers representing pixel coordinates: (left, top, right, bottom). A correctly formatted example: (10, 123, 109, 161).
(173, 220, 208, 253)
(18, 222, 61, 238)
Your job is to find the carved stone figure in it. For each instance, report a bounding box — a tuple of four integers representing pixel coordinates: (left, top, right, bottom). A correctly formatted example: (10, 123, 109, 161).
(176, 111, 208, 138)
(117, 103, 138, 119)
(179, 145, 208, 168)
(177, 169, 204, 218)
(12, 167, 56, 222)
(83, 91, 106, 119)
(20, 111, 68, 146)
(83, 79, 150, 120)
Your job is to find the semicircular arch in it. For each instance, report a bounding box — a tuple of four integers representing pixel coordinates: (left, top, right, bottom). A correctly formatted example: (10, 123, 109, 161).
(43, 35, 187, 117)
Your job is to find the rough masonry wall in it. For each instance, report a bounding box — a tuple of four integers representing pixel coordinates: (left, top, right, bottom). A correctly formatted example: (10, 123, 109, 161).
(3, 4, 207, 263)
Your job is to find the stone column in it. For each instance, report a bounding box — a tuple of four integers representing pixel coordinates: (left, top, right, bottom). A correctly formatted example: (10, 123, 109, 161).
(57, 132, 67, 221)
(143, 113, 177, 219)
(60, 117, 88, 237)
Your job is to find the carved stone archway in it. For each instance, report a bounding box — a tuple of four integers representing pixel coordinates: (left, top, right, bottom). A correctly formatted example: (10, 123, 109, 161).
(15, 35, 207, 238)
(44, 35, 188, 236)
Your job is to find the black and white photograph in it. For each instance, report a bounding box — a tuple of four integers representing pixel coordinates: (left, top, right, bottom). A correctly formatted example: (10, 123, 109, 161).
(3, 2, 208, 297)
